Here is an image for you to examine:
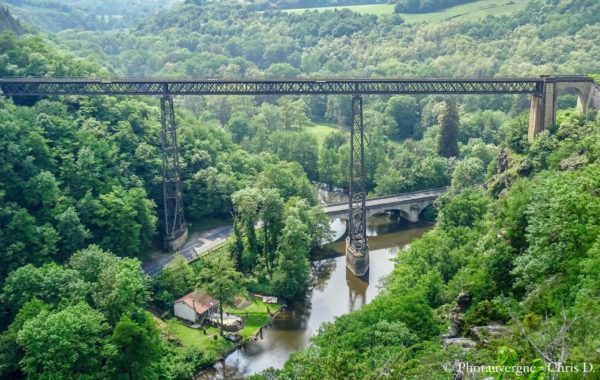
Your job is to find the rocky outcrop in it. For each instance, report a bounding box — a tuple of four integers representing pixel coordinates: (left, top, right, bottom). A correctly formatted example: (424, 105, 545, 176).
(496, 148, 509, 174)
(517, 159, 533, 177)
(469, 324, 509, 344)
(442, 337, 477, 349)
(560, 156, 586, 171)
(447, 290, 471, 338)
(442, 290, 477, 349)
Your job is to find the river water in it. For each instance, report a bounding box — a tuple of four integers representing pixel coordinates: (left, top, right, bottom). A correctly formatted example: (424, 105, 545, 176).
(198, 187, 433, 379)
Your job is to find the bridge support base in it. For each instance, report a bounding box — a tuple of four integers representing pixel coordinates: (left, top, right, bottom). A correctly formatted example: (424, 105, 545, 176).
(528, 77, 600, 142)
(528, 94, 545, 142)
(164, 226, 188, 251)
(346, 236, 369, 277)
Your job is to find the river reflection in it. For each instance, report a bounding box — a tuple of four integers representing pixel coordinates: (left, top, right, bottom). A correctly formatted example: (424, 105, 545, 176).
(198, 214, 433, 379)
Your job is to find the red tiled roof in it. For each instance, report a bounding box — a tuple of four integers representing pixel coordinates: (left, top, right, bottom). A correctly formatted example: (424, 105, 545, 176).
(175, 291, 219, 315)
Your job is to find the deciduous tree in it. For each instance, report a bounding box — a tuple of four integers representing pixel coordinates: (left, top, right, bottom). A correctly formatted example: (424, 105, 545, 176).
(272, 215, 311, 300)
(197, 256, 243, 335)
(16, 303, 112, 380)
(386, 96, 419, 140)
(110, 312, 162, 380)
(93, 258, 150, 324)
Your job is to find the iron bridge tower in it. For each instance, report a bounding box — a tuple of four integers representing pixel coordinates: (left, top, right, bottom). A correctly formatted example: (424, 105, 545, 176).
(345, 94, 369, 277)
(160, 95, 187, 250)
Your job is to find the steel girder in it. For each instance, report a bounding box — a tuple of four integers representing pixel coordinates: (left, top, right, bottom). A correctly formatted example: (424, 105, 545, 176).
(0, 78, 547, 96)
(160, 96, 186, 244)
(348, 94, 367, 257)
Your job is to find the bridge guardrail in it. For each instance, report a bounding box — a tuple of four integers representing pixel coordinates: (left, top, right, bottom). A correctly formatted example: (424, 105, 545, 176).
(323, 187, 449, 208)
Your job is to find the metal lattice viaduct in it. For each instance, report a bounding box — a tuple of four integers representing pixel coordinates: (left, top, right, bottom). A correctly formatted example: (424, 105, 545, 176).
(1, 75, 595, 276)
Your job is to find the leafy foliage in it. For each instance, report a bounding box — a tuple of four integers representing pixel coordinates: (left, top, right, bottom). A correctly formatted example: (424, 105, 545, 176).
(1, 263, 90, 316)
(1, 0, 600, 378)
(197, 255, 244, 335)
(271, 215, 311, 300)
(263, 113, 600, 379)
(110, 312, 163, 380)
(16, 302, 113, 380)
(153, 255, 196, 308)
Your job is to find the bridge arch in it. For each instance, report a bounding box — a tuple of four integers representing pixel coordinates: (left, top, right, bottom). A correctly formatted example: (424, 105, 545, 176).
(529, 77, 600, 141)
(369, 199, 435, 223)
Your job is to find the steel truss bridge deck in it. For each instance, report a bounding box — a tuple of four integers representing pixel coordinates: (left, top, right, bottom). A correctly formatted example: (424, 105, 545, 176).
(0, 77, 547, 96)
(1, 75, 591, 263)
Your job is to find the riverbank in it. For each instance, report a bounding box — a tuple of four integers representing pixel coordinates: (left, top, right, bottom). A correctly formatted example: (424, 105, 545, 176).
(151, 190, 433, 378)
(148, 237, 283, 375)
(198, 220, 434, 379)
(157, 298, 278, 372)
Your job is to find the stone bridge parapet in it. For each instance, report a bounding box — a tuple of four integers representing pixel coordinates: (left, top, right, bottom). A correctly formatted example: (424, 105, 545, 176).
(323, 187, 448, 223)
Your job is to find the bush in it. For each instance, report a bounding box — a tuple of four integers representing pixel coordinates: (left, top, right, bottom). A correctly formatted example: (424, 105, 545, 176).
(162, 346, 213, 380)
(439, 189, 490, 229)
(245, 276, 274, 296)
(463, 299, 509, 330)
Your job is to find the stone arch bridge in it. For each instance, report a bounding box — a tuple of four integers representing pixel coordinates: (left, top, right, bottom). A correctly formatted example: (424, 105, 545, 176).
(529, 76, 600, 141)
(323, 187, 447, 223)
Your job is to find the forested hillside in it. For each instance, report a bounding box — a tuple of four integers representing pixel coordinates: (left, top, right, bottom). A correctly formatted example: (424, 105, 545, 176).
(53, 0, 600, 196)
(0, 6, 23, 34)
(2, 0, 182, 31)
(256, 111, 600, 378)
(0, 0, 599, 378)
(0, 32, 328, 378)
(58, 0, 600, 78)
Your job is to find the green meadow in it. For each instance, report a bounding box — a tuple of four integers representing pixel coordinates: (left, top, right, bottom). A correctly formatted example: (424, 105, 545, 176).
(284, 0, 531, 24)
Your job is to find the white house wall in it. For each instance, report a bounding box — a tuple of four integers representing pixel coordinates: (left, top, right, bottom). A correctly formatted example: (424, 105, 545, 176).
(174, 301, 196, 323)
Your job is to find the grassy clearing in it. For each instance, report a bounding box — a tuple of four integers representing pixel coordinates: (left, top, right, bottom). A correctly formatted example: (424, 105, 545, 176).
(166, 319, 233, 356)
(225, 299, 273, 340)
(285, 0, 531, 24)
(286, 3, 394, 16)
(406, 0, 531, 23)
(165, 298, 273, 354)
(305, 123, 344, 146)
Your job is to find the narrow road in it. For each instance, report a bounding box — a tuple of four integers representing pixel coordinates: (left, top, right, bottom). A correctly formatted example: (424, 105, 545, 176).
(142, 224, 233, 277)
(142, 187, 445, 276)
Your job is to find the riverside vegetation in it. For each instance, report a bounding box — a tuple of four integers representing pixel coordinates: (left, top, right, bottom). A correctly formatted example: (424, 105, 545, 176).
(0, 0, 599, 379)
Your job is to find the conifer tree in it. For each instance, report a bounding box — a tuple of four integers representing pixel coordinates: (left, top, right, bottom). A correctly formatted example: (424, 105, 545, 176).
(437, 100, 460, 158)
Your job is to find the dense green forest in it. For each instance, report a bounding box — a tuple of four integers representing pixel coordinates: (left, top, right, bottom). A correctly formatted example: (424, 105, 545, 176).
(256, 112, 600, 378)
(0, 0, 599, 378)
(0, 27, 328, 378)
(56, 0, 600, 78)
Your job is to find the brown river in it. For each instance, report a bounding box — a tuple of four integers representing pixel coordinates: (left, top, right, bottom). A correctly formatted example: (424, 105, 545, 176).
(197, 188, 433, 379)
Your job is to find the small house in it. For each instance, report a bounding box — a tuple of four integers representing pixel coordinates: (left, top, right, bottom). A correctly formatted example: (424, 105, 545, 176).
(173, 291, 219, 325)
